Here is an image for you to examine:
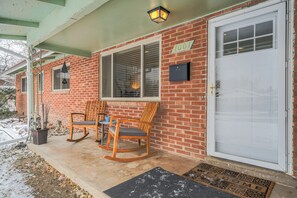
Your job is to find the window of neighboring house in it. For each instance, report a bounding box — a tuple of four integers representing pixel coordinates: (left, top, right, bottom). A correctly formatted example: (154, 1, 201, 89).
(52, 65, 70, 91)
(21, 77, 27, 93)
(101, 38, 160, 100)
(38, 72, 44, 92)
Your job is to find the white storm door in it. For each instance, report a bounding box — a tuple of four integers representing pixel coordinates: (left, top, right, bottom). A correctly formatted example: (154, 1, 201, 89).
(207, 3, 286, 171)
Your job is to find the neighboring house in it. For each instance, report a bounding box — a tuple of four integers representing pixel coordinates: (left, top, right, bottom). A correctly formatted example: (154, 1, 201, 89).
(1, 0, 297, 177)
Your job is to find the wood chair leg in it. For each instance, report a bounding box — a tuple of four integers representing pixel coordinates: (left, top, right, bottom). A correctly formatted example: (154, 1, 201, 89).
(112, 134, 119, 158)
(69, 125, 73, 140)
(106, 132, 111, 147)
(138, 139, 141, 147)
(95, 125, 99, 142)
(83, 127, 86, 135)
(146, 136, 150, 155)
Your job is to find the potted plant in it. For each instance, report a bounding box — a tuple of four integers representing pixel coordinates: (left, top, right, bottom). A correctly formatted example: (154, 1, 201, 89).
(30, 50, 50, 145)
(30, 105, 49, 145)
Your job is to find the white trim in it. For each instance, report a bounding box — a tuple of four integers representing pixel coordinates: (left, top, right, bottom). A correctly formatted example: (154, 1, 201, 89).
(287, 0, 294, 176)
(51, 64, 70, 91)
(208, 0, 282, 24)
(207, 1, 287, 172)
(100, 36, 161, 101)
(21, 76, 27, 93)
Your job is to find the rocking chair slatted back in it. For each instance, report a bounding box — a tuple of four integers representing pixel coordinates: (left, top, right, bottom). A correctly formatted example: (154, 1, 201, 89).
(85, 100, 106, 121)
(138, 102, 158, 133)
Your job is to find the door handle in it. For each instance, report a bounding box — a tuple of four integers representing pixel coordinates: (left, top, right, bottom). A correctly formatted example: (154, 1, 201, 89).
(210, 83, 215, 96)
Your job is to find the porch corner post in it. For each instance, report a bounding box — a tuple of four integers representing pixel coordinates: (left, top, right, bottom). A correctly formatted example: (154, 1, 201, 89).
(26, 46, 33, 131)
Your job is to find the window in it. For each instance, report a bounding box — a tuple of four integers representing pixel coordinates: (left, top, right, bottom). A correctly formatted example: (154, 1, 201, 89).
(101, 39, 160, 100)
(21, 77, 27, 93)
(52, 65, 70, 90)
(217, 20, 274, 57)
(38, 72, 44, 92)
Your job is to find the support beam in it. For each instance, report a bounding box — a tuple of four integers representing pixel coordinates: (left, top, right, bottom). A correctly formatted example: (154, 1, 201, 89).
(0, 17, 39, 28)
(36, 43, 92, 57)
(0, 46, 28, 59)
(0, 34, 26, 41)
(37, 0, 66, 6)
(27, 46, 34, 132)
(27, 0, 109, 46)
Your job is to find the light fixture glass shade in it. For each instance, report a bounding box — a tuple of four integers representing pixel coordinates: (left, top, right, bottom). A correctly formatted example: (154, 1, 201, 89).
(61, 61, 68, 73)
(62, 78, 67, 84)
(148, 6, 170, 23)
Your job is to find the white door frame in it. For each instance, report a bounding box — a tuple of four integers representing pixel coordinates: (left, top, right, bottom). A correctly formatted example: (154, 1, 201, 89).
(207, 1, 287, 171)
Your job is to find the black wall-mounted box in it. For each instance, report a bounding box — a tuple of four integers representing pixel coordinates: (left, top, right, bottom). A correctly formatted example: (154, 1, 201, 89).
(169, 62, 190, 81)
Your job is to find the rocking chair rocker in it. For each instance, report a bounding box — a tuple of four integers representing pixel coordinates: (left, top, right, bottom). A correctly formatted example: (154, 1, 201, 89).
(67, 100, 106, 142)
(99, 102, 158, 162)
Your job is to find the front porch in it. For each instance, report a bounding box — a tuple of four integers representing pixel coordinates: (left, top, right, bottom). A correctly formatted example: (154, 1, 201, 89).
(28, 133, 297, 198)
(28, 133, 200, 197)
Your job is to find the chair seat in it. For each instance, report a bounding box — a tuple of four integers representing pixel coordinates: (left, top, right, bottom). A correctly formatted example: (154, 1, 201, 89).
(73, 120, 103, 125)
(109, 126, 147, 137)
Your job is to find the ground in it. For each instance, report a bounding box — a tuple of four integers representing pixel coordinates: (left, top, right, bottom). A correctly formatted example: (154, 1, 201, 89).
(0, 118, 92, 198)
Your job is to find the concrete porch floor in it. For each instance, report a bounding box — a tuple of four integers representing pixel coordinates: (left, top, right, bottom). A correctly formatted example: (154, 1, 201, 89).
(28, 133, 297, 198)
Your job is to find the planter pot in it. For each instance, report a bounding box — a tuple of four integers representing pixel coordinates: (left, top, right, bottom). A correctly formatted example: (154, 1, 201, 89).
(32, 128, 48, 145)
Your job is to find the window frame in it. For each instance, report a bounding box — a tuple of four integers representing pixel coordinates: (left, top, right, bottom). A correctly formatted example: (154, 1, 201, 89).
(37, 71, 44, 93)
(52, 64, 70, 92)
(100, 35, 161, 101)
(21, 76, 27, 93)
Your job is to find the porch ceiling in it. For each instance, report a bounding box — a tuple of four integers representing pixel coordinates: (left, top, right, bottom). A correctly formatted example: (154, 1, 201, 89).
(41, 0, 248, 54)
(0, 0, 248, 57)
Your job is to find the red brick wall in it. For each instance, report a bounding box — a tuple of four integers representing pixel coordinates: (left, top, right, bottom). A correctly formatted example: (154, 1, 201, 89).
(16, 0, 296, 174)
(16, 54, 100, 125)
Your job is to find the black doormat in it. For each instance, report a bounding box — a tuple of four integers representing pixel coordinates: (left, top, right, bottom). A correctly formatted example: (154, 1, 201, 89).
(183, 163, 275, 198)
(104, 167, 236, 198)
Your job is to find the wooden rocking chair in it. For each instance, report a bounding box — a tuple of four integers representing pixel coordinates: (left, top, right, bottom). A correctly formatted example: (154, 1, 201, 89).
(99, 102, 158, 162)
(67, 100, 106, 142)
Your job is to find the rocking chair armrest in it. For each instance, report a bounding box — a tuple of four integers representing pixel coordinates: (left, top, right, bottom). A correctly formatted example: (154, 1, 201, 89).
(95, 112, 106, 122)
(70, 113, 86, 123)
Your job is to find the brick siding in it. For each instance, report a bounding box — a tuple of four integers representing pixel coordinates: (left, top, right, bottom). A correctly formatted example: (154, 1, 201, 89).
(15, 0, 297, 176)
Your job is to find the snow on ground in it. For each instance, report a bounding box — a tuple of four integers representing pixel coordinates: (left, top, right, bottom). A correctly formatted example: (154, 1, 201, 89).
(0, 118, 32, 197)
(0, 118, 28, 146)
(0, 118, 91, 198)
(0, 144, 34, 198)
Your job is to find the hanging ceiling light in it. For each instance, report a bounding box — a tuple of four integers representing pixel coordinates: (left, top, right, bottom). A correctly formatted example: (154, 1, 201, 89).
(61, 54, 68, 84)
(61, 61, 68, 73)
(147, 6, 170, 23)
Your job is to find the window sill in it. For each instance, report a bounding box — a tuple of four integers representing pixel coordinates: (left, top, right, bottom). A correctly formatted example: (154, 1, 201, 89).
(51, 89, 70, 94)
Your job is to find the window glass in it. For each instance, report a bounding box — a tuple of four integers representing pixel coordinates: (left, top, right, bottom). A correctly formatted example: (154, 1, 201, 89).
(144, 42, 159, 97)
(256, 21, 273, 36)
(223, 29, 237, 43)
(239, 25, 254, 40)
(113, 46, 141, 98)
(101, 40, 160, 99)
(256, 35, 273, 51)
(102, 55, 112, 97)
(21, 78, 27, 92)
(239, 39, 254, 53)
(53, 66, 70, 90)
(223, 43, 237, 56)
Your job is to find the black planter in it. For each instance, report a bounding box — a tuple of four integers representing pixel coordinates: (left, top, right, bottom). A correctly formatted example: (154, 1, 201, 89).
(32, 128, 48, 145)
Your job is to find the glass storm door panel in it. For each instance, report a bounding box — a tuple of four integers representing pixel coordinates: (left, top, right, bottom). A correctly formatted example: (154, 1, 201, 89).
(208, 3, 286, 171)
